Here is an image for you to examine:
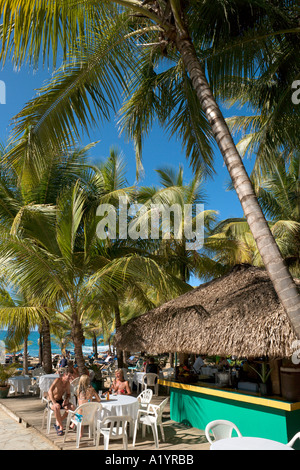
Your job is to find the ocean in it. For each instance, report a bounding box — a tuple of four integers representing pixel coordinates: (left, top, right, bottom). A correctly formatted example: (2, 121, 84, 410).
(0, 330, 109, 358)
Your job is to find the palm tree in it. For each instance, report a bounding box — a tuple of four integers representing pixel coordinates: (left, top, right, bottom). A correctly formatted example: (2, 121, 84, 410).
(1, 1, 300, 335)
(138, 164, 218, 282)
(202, 217, 262, 279)
(203, 153, 300, 279)
(0, 142, 103, 372)
(0, 289, 45, 374)
(255, 153, 300, 278)
(0, 147, 189, 373)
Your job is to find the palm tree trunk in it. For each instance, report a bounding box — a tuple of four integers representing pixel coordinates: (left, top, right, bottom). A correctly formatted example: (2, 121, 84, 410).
(23, 335, 28, 376)
(176, 32, 300, 337)
(114, 303, 124, 368)
(38, 328, 43, 365)
(71, 310, 86, 375)
(92, 332, 98, 358)
(41, 318, 52, 374)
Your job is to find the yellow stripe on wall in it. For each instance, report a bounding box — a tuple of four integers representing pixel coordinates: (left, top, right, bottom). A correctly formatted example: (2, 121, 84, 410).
(158, 379, 300, 412)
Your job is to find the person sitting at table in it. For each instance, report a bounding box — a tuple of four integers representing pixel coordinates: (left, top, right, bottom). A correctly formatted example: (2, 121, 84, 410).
(67, 360, 79, 382)
(176, 359, 197, 383)
(68, 374, 101, 434)
(145, 357, 160, 375)
(59, 354, 68, 368)
(108, 369, 131, 395)
(48, 369, 75, 435)
(177, 359, 190, 377)
(77, 374, 101, 405)
(143, 357, 160, 385)
(192, 355, 205, 374)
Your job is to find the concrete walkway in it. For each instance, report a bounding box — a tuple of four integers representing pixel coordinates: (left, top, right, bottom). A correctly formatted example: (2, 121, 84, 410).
(0, 405, 58, 450)
(0, 394, 210, 451)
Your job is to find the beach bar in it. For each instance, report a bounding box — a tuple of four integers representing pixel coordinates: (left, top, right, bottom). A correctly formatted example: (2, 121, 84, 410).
(158, 379, 300, 446)
(115, 265, 300, 447)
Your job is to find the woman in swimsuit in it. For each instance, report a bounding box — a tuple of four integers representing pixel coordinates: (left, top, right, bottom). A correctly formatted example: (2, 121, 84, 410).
(77, 374, 101, 405)
(109, 369, 131, 395)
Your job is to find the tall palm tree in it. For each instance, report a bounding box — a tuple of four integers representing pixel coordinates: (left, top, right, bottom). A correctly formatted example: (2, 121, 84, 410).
(0, 148, 189, 372)
(1, 1, 300, 335)
(0, 142, 102, 372)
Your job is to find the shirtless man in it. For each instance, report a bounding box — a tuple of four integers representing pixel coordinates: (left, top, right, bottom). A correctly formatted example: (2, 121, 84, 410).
(48, 370, 75, 435)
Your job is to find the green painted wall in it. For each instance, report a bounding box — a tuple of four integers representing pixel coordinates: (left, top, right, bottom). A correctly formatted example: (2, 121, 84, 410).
(170, 388, 300, 448)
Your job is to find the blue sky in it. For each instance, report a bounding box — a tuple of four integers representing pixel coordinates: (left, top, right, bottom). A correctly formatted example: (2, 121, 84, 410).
(0, 60, 254, 285)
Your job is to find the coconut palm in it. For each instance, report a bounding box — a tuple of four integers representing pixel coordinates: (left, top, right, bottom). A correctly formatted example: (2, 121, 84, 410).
(202, 218, 262, 279)
(0, 289, 45, 374)
(256, 153, 300, 277)
(0, 147, 189, 373)
(203, 153, 300, 279)
(1, 0, 300, 336)
(137, 165, 218, 282)
(0, 142, 102, 372)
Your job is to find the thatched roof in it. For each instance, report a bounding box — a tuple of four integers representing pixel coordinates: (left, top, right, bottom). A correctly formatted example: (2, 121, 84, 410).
(114, 264, 300, 358)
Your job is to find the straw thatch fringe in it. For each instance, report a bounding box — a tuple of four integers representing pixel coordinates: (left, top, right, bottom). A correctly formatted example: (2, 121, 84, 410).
(114, 264, 300, 358)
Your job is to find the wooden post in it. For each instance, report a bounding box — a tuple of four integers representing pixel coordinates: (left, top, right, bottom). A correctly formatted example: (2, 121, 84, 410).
(270, 358, 282, 396)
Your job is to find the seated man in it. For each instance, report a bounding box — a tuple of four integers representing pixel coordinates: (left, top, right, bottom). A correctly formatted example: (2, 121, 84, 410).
(145, 357, 159, 375)
(193, 355, 205, 374)
(48, 369, 75, 435)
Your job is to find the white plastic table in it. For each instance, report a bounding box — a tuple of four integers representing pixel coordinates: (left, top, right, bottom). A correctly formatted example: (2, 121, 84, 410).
(7, 375, 31, 395)
(38, 374, 60, 395)
(133, 371, 164, 393)
(97, 395, 139, 436)
(133, 372, 145, 393)
(210, 437, 294, 450)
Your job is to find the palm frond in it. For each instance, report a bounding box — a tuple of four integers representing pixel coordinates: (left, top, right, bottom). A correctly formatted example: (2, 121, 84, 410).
(4, 14, 136, 181)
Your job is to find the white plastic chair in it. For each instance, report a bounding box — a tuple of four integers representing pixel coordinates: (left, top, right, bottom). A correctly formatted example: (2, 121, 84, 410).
(287, 431, 300, 448)
(137, 389, 153, 410)
(205, 420, 242, 444)
(142, 373, 159, 396)
(63, 402, 102, 448)
(70, 377, 80, 407)
(28, 377, 40, 396)
(96, 415, 132, 450)
(41, 397, 66, 434)
(133, 397, 169, 449)
(31, 367, 46, 401)
(29, 368, 45, 398)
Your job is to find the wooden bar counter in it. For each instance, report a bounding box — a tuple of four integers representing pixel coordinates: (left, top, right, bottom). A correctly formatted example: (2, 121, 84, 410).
(158, 378, 300, 447)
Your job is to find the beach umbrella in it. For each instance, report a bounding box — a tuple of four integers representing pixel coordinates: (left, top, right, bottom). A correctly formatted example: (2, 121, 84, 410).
(114, 264, 300, 358)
